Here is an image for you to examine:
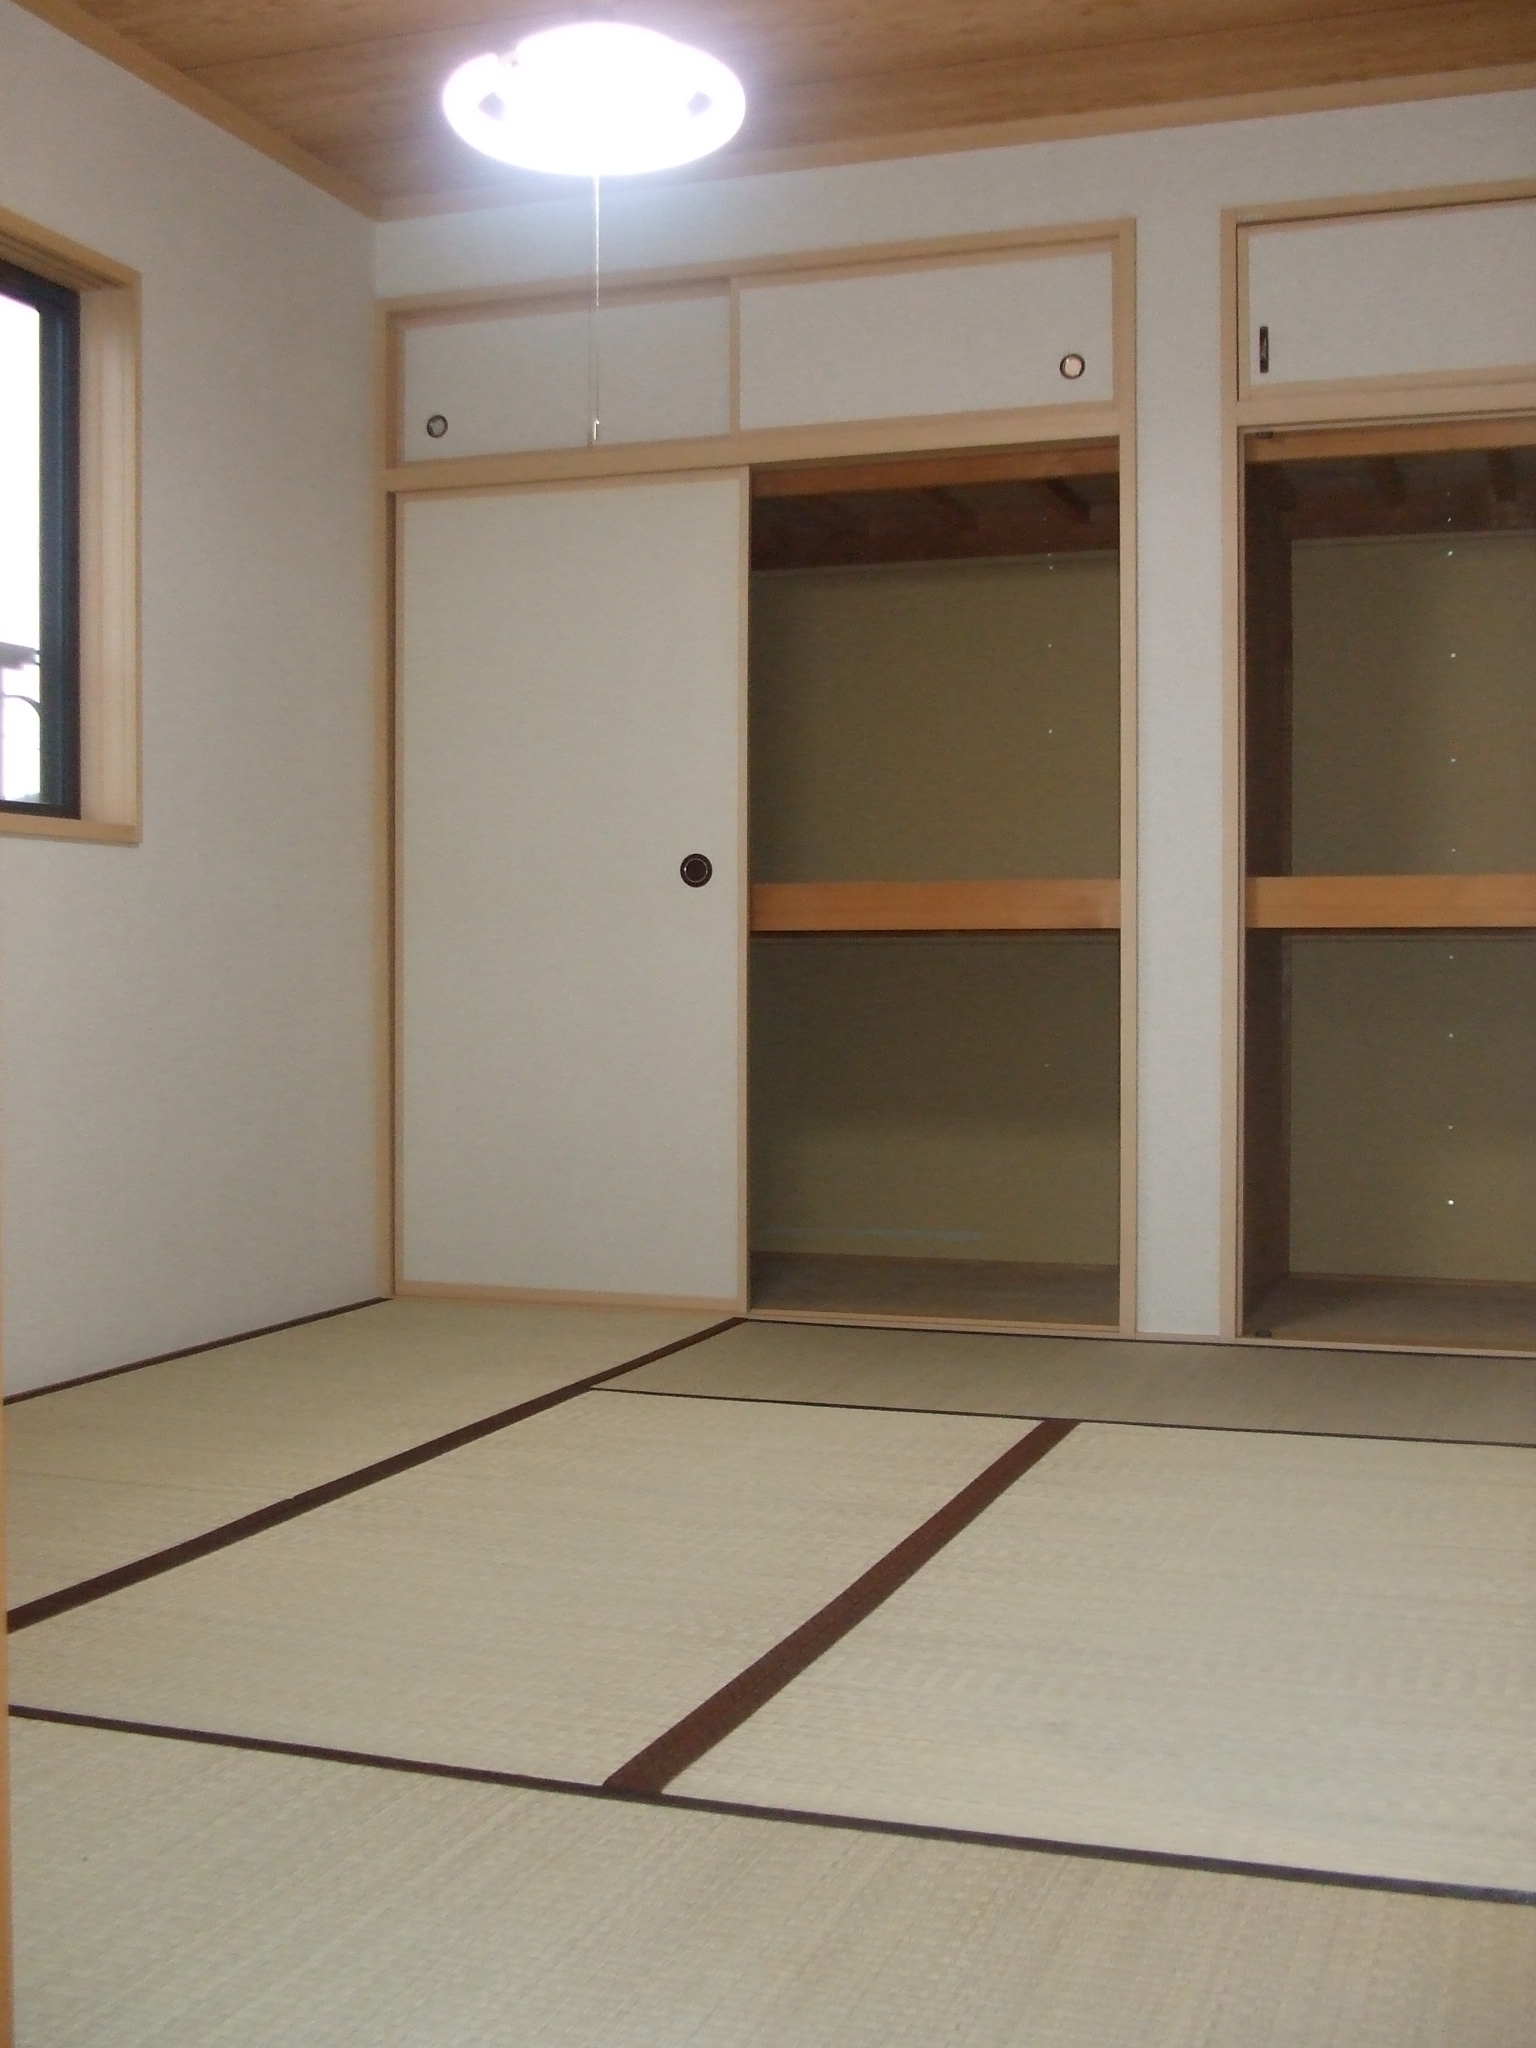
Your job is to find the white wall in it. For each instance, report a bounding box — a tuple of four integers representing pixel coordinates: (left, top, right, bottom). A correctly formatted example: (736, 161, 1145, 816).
(379, 89, 1536, 1338)
(0, 1, 379, 1391)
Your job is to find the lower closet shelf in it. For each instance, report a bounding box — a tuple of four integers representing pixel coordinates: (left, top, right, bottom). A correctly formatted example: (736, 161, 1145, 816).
(1245, 1273, 1536, 1353)
(751, 1251, 1119, 1327)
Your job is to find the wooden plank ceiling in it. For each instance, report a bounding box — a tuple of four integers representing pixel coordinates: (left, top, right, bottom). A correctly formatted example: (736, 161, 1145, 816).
(42, 0, 1536, 215)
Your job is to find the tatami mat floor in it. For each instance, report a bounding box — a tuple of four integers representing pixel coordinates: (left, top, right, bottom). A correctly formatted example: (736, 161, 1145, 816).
(6, 1299, 719, 1606)
(677, 1423, 1536, 1889)
(9, 1300, 1536, 2044)
(16, 1717, 1536, 2048)
(12, 1395, 1030, 1781)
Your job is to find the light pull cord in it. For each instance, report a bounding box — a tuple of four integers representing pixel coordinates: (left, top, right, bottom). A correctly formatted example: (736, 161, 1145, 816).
(588, 173, 602, 446)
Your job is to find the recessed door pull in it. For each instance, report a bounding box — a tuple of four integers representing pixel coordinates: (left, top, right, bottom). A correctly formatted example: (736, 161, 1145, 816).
(680, 854, 713, 886)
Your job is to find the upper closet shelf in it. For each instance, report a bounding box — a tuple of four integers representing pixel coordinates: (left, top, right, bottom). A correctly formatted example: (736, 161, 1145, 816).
(737, 247, 1113, 430)
(753, 880, 1120, 933)
(388, 228, 1126, 475)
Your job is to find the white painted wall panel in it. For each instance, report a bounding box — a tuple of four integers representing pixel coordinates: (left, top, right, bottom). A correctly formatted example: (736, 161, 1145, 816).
(1247, 199, 1536, 387)
(400, 477, 744, 1299)
(401, 292, 731, 459)
(737, 249, 1113, 429)
(0, 0, 377, 1392)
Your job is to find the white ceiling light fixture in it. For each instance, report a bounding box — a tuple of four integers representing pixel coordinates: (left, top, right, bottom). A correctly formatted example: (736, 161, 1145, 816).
(442, 22, 747, 178)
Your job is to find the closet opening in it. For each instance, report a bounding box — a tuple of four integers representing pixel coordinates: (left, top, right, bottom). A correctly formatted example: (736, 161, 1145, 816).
(1241, 421, 1536, 1352)
(747, 444, 1122, 1328)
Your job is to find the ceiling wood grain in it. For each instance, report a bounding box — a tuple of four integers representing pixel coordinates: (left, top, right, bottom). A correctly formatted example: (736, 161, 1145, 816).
(32, 0, 1536, 214)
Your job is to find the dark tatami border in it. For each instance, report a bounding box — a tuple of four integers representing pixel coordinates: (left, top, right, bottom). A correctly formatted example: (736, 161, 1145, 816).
(597, 1383, 1536, 1452)
(4, 1298, 390, 1406)
(15, 1705, 1532, 1910)
(7, 1317, 742, 1633)
(605, 1417, 1078, 1793)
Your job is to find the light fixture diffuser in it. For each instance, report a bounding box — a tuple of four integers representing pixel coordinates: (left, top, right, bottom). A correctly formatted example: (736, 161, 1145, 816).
(442, 23, 746, 177)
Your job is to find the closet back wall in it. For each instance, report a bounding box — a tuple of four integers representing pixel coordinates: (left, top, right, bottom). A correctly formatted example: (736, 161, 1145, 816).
(0, 2, 378, 1392)
(752, 935, 1120, 1267)
(750, 555, 1119, 881)
(1292, 534, 1536, 873)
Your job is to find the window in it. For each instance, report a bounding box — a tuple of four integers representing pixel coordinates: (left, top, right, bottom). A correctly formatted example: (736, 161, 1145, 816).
(0, 208, 140, 844)
(1, 261, 80, 814)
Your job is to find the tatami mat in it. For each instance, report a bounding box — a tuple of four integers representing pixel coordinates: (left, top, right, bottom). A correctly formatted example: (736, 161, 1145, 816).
(676, 1422, 1536, 1892)
(616, 1316, 1536, 1442)
(6, 1299, 719, 1606)
(16, 1718, 1536, 2048)
(10, 1394, 1026, 1783)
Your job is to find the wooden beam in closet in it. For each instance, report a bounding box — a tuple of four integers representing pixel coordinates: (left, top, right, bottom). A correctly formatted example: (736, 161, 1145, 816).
(1368, 455, 1409, 506)
(752, 475, 1119, 568)
(921, 486, 981, 532)
(1489, 449, 1521, 503)
(1247, 874, 1536, 929)
(1246, 418, 1536, 464)
(1040, 477, 1093, 524)
(752, 879, 1121, 932)
(753, 443, 1118, 497)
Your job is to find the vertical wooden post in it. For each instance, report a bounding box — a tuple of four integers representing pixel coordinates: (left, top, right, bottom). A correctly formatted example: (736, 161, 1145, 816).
(1241, 463, 1294, 1318)
(0, 1320, 13, 2042)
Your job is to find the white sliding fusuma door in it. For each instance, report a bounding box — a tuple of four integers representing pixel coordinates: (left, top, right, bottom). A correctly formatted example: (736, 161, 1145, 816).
(399, 475, 746, 1301)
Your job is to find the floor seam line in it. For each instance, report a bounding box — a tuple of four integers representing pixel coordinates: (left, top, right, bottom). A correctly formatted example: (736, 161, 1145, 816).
(6, 1317, 743, 1634)
(594, 1385, 1536, 1449)
(12, 1704, 1531, 1909)
(602, 1416, 1080, 1795)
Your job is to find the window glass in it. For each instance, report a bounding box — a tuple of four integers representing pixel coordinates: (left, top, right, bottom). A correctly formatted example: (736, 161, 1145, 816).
(0, 262, 79, 814)
(0, 291, 42, 803)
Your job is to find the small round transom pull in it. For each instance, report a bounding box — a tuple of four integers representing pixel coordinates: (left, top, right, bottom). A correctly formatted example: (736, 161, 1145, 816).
(1059, 353, 1085, 381)
(680, 853, 713, 887)
(426, 413, 449, 438)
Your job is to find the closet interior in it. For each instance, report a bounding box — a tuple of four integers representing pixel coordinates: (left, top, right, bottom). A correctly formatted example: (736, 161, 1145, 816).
(748, 445, 1123, 1327)
(1241, 423, 1536, 1351)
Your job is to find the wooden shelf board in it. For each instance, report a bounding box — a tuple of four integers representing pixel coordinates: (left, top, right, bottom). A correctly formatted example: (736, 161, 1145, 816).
(1247, 874, 1536, 930)
(752, 878, 1121, 933)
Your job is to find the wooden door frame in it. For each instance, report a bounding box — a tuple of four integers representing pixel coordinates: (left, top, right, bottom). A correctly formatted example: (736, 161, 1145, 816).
(1221, 179, 1536, 1353)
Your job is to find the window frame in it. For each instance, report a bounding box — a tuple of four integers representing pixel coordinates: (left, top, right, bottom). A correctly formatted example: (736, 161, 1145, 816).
(1, 258, 82, 816)
(0, 209, 140, 845)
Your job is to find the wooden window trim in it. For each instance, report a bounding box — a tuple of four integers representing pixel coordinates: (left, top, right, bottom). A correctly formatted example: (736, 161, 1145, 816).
(0, 208, 140, 845)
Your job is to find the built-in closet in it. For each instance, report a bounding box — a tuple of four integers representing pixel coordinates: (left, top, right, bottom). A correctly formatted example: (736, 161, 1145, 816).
(748, 448, 1122, 1327)
(388, 222, 1131, 1316)
(1240, 424, 1536, 1350)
